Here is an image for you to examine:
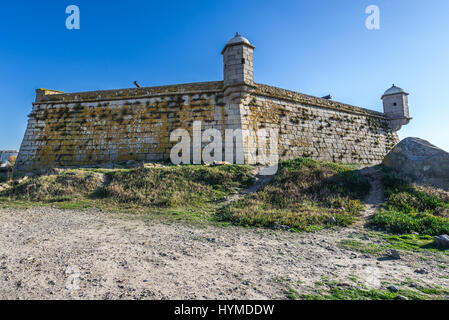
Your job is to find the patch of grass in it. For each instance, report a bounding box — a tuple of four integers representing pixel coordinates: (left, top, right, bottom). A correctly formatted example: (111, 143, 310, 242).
(55, 200, 94, 210)
(98, 165, 253, 210)
(340, 233, 448, 256)
(303, 224, 326, 232)
(301, 284, 439, 300)
(0, 198, 46, 209)
(380, 234, 441, 253)
(286, 288, 300, 300)
(371, 167, 449, 236)
(349, 275, 358, 282)
(216, 158, 370, 230)
(339, 239, 382, 255)
(416, 286, 449, 295)
(3, 170, 105, 201)
(302, 287, 396, 300)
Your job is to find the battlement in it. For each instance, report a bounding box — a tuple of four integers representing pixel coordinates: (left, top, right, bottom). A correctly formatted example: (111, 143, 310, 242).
(35, 81, 224, 104)
(253, 84, 387, 119)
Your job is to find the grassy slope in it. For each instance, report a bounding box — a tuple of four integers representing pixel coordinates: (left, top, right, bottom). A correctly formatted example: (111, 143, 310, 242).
(216, 158, 370, 231)
(0, 165, 254, 223)
(3, 159, 448, 236)
(370, 167, 449, 235)
(0, 158, 370, 229)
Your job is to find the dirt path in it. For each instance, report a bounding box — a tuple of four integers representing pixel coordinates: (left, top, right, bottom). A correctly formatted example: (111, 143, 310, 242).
(361, 166, 385, 219)
(0, 207, 447, 300)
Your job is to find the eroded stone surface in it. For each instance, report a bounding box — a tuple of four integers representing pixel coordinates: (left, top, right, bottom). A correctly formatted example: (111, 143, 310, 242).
(383, 137, 449, 190)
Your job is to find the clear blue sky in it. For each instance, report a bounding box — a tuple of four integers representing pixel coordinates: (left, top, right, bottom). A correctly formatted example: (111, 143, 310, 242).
(1, 0, 448, 151)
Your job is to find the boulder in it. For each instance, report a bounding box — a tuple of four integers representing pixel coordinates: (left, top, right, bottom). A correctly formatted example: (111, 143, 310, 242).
(385, 249, 401, 260)
(434, 234, 449, 249)
(388, 285, 399, 293)
(383, 137, 449, 190)
(328, 217, 337, 224)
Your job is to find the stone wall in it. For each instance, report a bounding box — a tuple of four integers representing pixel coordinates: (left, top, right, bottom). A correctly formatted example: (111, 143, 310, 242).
(15, 81, 400, 172)
(240, 84, 399, 165)
(15, 82, 226, 171)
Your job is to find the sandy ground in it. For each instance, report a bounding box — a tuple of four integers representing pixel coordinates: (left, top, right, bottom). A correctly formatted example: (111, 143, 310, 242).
(0, 207, 448, 300)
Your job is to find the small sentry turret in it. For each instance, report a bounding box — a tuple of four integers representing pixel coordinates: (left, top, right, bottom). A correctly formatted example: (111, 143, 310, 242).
(221, 33, 255, 87)
(382, 84, 411, 131)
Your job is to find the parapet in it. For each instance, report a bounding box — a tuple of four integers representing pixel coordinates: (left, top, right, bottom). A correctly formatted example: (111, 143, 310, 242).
(253, 83, 387, 119)
(33, 81, 224, 104)
(35, 89, 65, 103)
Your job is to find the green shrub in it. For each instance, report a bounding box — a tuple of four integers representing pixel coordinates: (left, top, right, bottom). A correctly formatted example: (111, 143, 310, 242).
(371, 210, 449, 236)
(382, 169, 449, 214)
(370, 168, 449, 235)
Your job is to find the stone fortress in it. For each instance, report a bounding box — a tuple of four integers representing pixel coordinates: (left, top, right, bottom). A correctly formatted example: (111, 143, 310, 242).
(15, 33, 411, 172)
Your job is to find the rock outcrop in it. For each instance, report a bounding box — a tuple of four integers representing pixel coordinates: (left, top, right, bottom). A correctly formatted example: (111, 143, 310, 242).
(434, 235, 449, 249)
(383, 137, 449, 190)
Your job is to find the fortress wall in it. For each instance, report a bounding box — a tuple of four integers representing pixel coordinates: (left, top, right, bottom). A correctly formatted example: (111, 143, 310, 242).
(15, 81, 402, 172)
(15, 83, 226, 171)
(240, 85, 399, 164)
